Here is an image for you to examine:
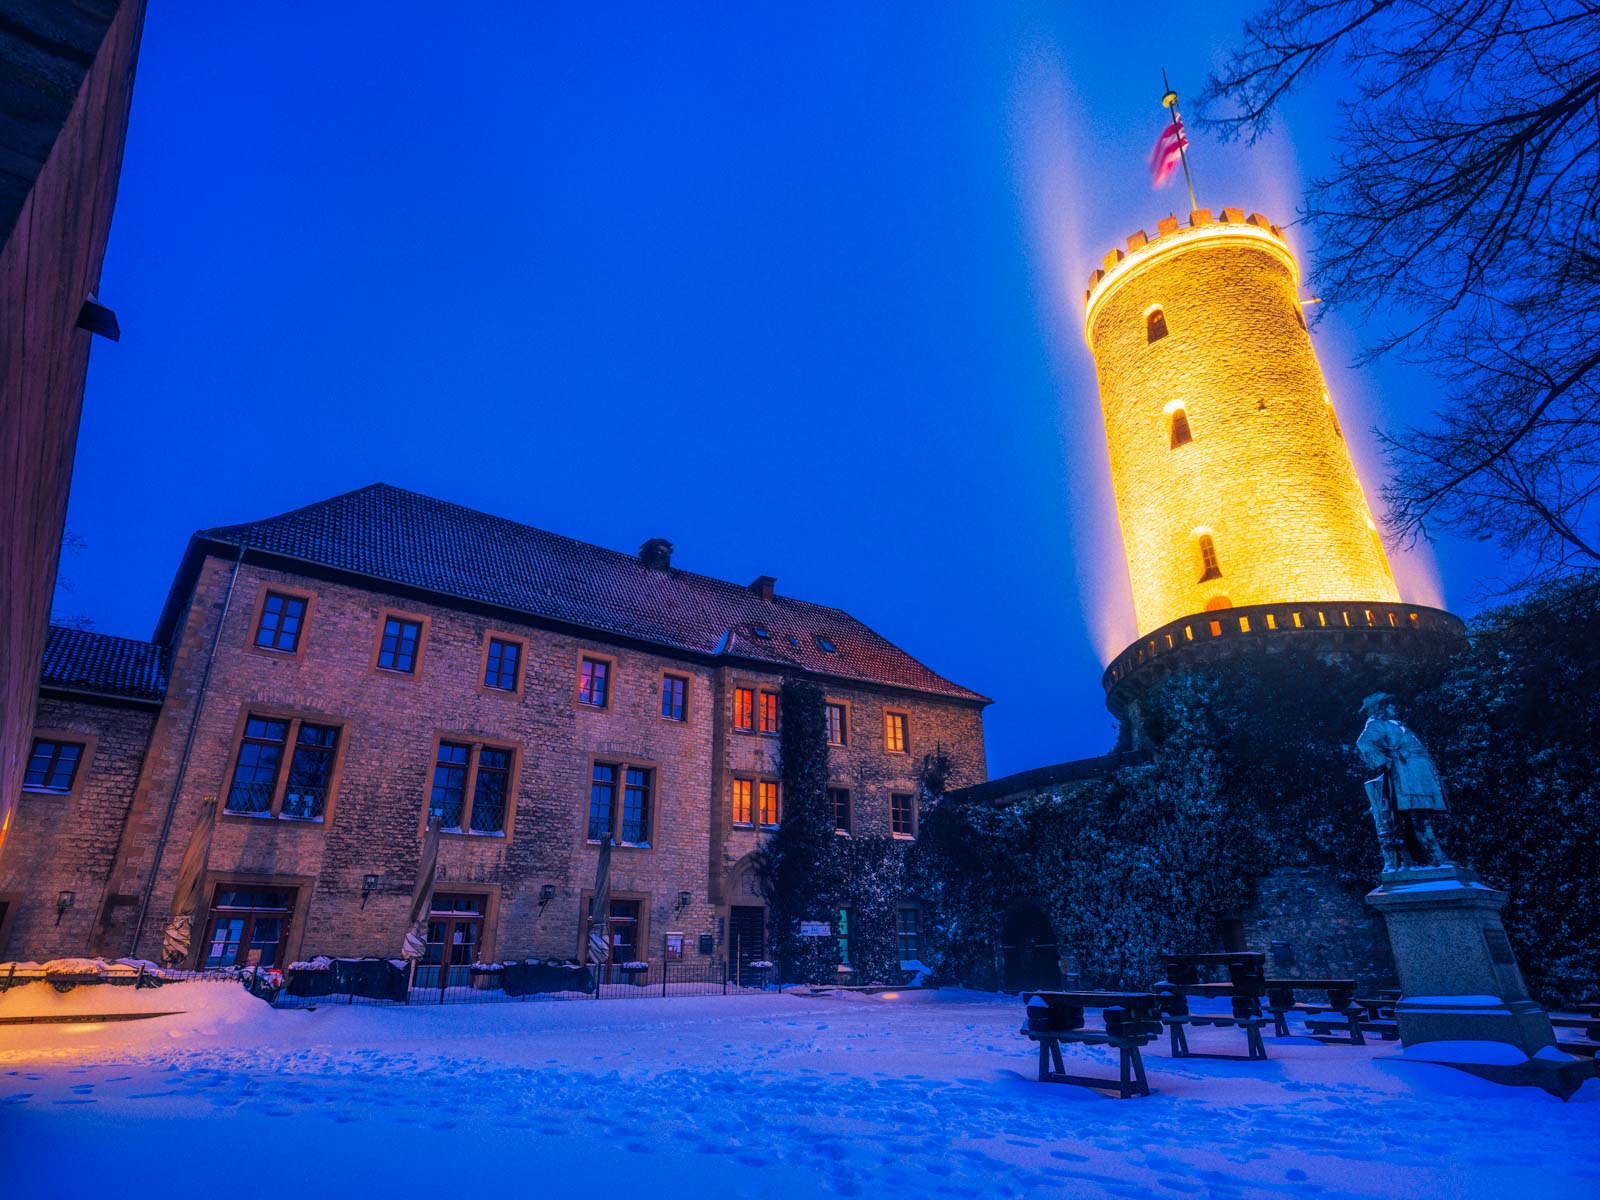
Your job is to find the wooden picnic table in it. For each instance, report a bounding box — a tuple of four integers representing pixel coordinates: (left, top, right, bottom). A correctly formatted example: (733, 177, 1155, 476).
(1156, 952, 1270, 1061)
(1264, 978, 1365, 1044)
(1020, 991, 1163, 1099)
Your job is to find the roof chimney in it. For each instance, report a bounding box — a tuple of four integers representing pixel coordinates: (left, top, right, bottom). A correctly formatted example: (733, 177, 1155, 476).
(749, 575, 776, 601)
(639, 538, 674, 571)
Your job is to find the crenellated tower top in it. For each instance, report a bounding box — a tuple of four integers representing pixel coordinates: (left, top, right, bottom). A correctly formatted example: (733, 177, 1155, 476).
(1084, 208, 1291, 344)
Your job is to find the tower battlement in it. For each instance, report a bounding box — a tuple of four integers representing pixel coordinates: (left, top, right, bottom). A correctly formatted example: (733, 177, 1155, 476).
(1084, 209, 1290, 341)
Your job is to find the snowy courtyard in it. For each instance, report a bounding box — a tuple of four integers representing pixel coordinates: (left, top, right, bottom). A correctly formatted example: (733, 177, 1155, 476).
(2, 983, 1596, 1199)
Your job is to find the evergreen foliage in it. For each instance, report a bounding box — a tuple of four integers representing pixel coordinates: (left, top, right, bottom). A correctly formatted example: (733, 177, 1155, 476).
(757, 678, 837, 982)
(758, 680, 939, 984)
(915, 579, 1600, 1004)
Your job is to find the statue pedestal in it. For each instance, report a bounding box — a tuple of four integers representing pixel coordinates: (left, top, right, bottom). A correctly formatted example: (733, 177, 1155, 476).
(1367, 867, 1593, 1098)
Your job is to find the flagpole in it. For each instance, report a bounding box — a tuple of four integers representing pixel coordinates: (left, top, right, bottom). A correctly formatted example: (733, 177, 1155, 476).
(1161, 68, 1198, 213)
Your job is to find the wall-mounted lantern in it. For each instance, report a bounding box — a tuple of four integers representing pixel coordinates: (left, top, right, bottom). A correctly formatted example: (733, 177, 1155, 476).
(675, 891, 691, 912)
(55, 890, 75, 925)
(361, 874, 380, 907)
(539, 884, 557, 908)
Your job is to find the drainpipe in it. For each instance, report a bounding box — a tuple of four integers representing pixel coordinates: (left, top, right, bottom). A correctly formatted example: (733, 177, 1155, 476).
(129, 545, 245, 957)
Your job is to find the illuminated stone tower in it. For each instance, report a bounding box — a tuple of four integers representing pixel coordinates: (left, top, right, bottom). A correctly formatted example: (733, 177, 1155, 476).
(1087, 209, 1462, 717)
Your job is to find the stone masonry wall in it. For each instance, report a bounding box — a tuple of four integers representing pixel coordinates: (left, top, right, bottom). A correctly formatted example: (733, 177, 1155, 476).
(1239, 865, 1396, 989)
(1, 696, 156, 960)
(1087, 210, 1399, 636)
(90, 555, 987, 971)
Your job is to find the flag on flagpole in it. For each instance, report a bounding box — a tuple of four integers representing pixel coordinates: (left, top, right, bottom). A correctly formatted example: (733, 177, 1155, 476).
(1150, 116, 1188, 188)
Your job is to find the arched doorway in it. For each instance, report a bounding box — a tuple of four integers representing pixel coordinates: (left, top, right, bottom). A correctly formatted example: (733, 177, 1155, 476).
(1000, 903, 1060, 993)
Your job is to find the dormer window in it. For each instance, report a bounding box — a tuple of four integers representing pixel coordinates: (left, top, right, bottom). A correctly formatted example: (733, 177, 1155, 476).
(752, 626, 770, 640)
(815, 635, 836, 653)
(1146, 308, 1168, 342)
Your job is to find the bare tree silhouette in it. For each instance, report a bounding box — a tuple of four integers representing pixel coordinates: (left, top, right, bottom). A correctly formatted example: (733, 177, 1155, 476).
(1202, 1, 1600, 589)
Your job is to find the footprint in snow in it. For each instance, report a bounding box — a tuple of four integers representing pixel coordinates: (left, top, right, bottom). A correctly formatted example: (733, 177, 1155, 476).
(1285, 1168, 1308, 1181)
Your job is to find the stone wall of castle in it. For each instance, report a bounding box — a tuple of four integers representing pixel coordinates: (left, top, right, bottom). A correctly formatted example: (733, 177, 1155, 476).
(1086, 209, 1399, 637)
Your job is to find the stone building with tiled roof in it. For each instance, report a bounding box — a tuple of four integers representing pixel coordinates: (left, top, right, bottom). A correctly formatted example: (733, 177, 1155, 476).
(3, 485, 988, 980)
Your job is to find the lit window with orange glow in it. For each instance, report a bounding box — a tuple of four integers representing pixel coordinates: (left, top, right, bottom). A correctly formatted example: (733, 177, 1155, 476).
(733, 687, 755, 732)
(1198, 534, 1222, 582)
(884, 710, 909, 754)
(758, 780, 779, 827)
(732, 778, 753, 826)
(758, 691, 780, 736)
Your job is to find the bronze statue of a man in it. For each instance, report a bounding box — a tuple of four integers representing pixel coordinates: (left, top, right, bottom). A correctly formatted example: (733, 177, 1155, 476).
(1355, 693, 1450, 873)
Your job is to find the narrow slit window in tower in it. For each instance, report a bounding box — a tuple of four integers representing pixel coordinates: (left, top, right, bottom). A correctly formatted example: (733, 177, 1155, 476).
(1146, 308, 1168, 342)
(1325, 394, 1344, 439)
(1198, 534, 1222, 582)
(1169, 407, 1192, 448)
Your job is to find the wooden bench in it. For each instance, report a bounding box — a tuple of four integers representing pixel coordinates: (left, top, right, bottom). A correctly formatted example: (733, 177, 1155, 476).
(1020, 991, 1163, 1098)
(1155, 953, 1270, 1061)
(1265, 979, 1365, 1044)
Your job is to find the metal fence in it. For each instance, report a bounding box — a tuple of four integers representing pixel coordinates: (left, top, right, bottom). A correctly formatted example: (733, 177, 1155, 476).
(0, 961, 262, 992)
(270, 954, 793, 1009)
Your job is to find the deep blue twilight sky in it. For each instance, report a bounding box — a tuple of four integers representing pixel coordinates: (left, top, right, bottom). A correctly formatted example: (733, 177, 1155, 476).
(64, 4, 1499, 777)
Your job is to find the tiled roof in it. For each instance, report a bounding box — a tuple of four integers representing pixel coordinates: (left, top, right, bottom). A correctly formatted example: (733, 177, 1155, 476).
(196, 484, 988, 704)
(41, 626, 168, 703)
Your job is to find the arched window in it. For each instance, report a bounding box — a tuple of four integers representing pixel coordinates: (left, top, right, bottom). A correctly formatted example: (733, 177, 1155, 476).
(1205, 594, 1231, 611)
(1146, 308, 1168, 342)
(1169, 407, 1193, 447)
(1198, 534, 1222, 582)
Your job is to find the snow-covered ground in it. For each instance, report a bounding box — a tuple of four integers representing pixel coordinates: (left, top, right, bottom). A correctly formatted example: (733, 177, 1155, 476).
(2, 982, 1596, 1198)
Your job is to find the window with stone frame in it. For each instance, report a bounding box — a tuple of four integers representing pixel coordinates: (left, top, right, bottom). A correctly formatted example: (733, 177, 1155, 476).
(377, 616, 423, 673)
(577, 656, 611, 708)
(23, 739, 83, 794)
(824, 702, 848, 747)
(731, 777, 754, 827)
(483, 638, 521, 691)
(226, 715, 342, 820)
(829, 786, 851, 835)
(757, 780, 779, 827)
(891, 791, 917, 838)
(884, 709, 910, 754)
(428, 740, 513, 834)
(758, 690, 780, 735)
(254, 591, 308, 653)
(660, 673, 688, 721)
(733, 687, 756, 732)
(589, 760, 653, 845)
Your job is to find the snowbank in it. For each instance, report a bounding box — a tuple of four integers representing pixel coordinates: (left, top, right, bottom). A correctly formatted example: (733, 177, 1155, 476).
(0, 979, 271, 1056)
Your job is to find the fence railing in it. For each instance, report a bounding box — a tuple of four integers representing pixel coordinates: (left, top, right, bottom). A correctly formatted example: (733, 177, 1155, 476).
(0, 960, 273, 996)
(270, 952, 793, 1008)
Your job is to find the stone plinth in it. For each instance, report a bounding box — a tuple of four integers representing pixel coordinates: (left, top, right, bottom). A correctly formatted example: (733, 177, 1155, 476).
(1365, 867, 1553, 1056)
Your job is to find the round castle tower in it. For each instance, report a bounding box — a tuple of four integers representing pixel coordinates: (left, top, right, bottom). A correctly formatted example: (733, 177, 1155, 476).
(1087, 209, 1462, 717)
